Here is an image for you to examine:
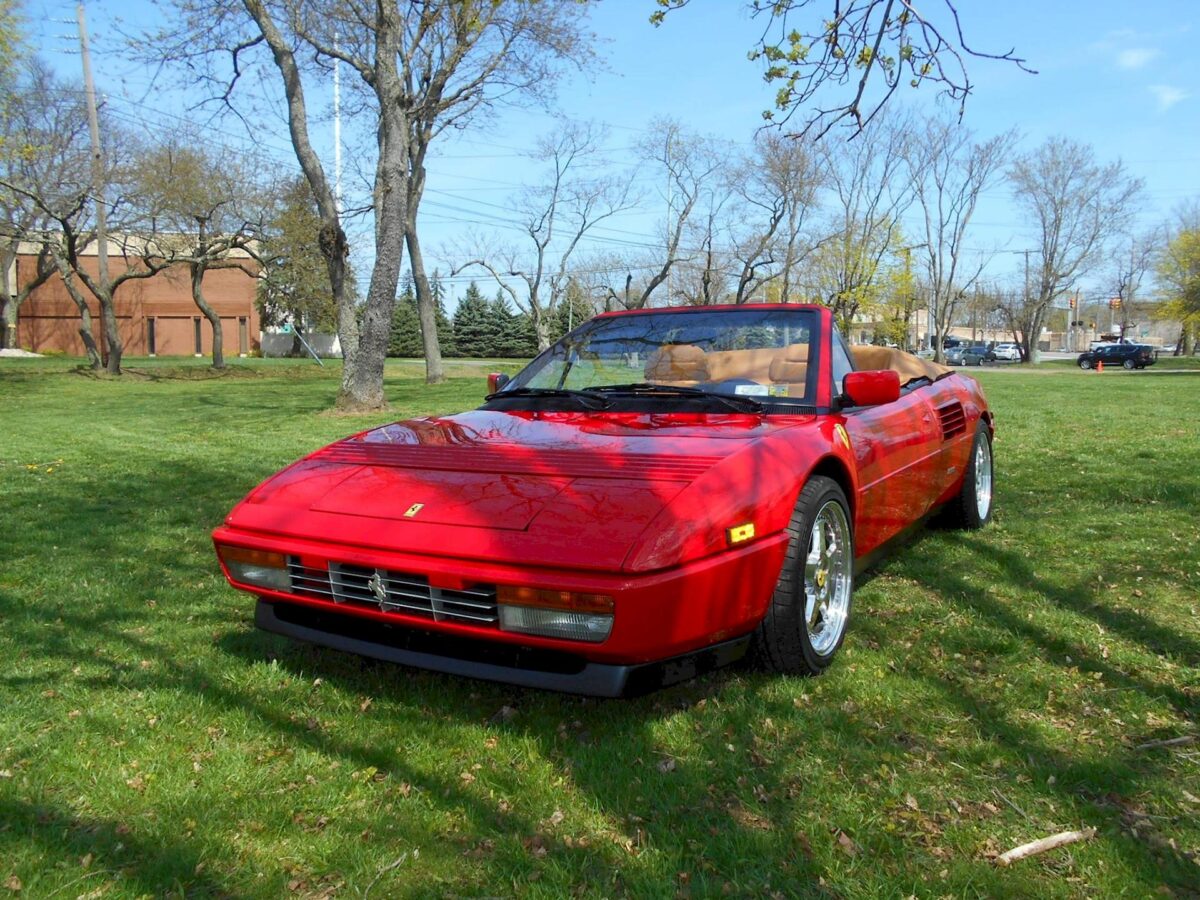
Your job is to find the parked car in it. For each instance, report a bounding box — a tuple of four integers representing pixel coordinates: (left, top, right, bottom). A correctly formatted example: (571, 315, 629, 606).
(954, 345, 994, 366)
(991, 343, 1021, 361)
(944, 346, 967, 365)
(214, 305, 995, 696)
(1077, 343, 1156, 370)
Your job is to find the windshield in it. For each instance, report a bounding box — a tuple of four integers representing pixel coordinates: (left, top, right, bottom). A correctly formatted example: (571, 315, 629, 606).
(498, 307, 819, 410)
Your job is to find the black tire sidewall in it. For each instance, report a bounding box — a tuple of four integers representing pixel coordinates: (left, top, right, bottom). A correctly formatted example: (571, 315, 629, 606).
(753, 476, 854, 675)
(961, 424, 993, 528)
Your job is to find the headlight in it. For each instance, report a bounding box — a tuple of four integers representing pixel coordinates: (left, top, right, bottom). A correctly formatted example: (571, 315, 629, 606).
(496, 586, 614, 643)
(217, 545, 291, 592)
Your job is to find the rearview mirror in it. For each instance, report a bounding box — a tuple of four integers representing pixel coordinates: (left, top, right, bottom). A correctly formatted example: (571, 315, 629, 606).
(842, 370, 900, 407)
(487, 372, 510, 395)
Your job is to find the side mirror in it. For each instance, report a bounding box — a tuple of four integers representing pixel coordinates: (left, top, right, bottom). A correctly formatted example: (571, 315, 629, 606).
(842, 370, 900, 407)
(487, 372, 510, 395)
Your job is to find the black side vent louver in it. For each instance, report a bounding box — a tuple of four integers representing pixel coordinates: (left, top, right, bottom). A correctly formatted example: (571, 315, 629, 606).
(936, 401, 967, 441)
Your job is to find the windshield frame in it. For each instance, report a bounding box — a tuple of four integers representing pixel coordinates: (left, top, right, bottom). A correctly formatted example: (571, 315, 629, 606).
(489, 305, 825, 415)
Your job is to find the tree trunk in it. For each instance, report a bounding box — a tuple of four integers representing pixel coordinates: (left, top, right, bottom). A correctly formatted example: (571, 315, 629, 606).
(337, 98, 408, 412)
(52, 254, 102, 370)
(190, 260, 225, 369)
(405, 225, 444, 384)
(0, 251, 12, 350)
(1182, 322, 1195, 356)
(0, 296, 12, 350)
(532, 307, 551, 352)
(98, 287, 122, 374)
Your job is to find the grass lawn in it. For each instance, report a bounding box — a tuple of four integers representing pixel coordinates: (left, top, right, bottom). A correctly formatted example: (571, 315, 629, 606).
(1, 358, 1197, 898)
(1036, 355, 1200, 371)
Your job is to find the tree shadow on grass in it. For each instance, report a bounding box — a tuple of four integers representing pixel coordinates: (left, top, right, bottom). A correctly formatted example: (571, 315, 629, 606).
(4, 383, 1198, 894)
(0, 797, 234, 898)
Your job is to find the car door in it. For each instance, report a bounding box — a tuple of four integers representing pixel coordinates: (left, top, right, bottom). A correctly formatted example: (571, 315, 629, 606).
(835, 338, 944, 555)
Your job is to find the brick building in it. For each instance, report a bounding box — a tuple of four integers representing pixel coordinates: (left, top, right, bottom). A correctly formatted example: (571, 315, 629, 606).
(8, 241, 261, 357)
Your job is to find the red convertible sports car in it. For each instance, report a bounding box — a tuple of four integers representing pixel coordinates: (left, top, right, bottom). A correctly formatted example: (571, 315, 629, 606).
(214, 304, 993, 696)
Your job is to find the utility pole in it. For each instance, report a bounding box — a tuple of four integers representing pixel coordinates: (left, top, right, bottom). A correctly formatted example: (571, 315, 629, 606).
(76, 1, 108, 362)
(333, 33, 343, 216)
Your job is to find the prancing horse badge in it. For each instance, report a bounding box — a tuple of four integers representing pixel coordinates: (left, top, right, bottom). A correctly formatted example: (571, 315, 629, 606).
(404, 503, 425, 518)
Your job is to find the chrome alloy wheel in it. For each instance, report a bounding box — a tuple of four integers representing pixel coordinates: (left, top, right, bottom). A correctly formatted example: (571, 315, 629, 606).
(803, 501, 852, 656)
(975, 435, 993, 520)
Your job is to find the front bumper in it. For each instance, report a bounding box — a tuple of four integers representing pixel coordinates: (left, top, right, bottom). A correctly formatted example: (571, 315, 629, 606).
(256, 599, 751, 697)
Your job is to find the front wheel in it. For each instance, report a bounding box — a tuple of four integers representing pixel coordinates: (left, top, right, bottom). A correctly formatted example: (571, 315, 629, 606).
(751, 476, 854, 676)
(943, 422, 994, 529)
(1079, 358, 1092, 370)
(1123, 358, 1136, 370)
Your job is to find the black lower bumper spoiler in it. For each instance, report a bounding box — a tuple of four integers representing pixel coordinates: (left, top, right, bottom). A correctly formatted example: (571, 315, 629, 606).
(255, 600, 750, 698)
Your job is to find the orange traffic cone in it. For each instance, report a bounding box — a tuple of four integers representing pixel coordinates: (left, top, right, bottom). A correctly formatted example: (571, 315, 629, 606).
(1097, 360, 1104, 373)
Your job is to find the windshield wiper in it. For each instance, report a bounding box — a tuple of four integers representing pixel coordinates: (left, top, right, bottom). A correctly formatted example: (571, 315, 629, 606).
(590, 382, 764, 414)
(485, 386, 610, 411)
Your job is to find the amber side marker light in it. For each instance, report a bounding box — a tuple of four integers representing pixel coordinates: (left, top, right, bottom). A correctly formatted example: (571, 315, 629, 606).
(496, 586, 614, 643)
(216, 545, 291, 592)
(727, 522, 756, 545)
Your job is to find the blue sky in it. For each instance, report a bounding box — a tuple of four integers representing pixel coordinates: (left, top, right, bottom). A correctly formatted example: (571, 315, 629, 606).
(21, 0, 1200, 304)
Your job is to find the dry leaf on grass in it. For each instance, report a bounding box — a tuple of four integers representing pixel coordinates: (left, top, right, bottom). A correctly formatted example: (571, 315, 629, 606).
(836, 831, 860, 856)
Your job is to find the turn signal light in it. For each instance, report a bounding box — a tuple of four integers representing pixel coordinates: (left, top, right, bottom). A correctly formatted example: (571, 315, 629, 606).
(496, 586, 614, 643)
(216, 545, 290, 591)
(496, 585, 614, 614)
(727, 522, 756, 545)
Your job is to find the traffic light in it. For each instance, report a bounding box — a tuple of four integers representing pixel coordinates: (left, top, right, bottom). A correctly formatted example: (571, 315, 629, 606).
(1069, 297, 1076, 309)
(1109, 298, 1122, 310)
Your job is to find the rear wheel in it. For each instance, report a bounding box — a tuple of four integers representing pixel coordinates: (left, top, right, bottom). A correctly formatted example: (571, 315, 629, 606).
(1123, 358, 1136, 370)
(943, 422, 993, 530)
(752, 477, 853, 675)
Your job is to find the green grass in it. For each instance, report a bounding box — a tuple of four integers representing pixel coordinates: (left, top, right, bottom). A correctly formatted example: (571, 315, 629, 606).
(1, 359, 1197, 898)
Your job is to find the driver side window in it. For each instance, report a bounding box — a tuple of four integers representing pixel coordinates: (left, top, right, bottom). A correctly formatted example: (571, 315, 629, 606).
(830, 329, 855, 397)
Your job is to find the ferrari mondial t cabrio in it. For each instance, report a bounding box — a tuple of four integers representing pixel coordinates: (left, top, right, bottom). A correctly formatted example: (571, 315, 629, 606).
(214, 304, 994, 696)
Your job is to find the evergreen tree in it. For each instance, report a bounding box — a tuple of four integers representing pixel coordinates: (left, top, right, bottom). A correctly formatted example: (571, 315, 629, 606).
(429, 270, 455, 355)
(489, 292, 538, 358)
(452, 281, 498, 357)
(548, 279, 595, 344)
(388, 273, 423, 357)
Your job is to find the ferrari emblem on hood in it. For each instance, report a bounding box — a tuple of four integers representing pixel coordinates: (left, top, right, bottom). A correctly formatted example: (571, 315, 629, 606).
(404, 503, 425, 518)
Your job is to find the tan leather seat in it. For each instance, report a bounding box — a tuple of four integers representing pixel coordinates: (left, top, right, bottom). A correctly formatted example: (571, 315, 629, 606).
(644, 344, 708, 385)
(768, 343, 809, 384)
(706, 347, 782, 383)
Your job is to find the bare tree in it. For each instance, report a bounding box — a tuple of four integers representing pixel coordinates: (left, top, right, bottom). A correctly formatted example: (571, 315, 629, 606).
(810, 111, 915, 328)
(908, 116, 1015, 362)
(0, 59, 92, 350)
(0, 93, 161, 370)
(728, 131, 824, 304)
(593, 119, 728, 310)
(131, 140, 269, 368)
(653, 0, 1033, 137)
(151, 0, 590, 407)
(1006, 137, 1143, 363)
(458, 123, 634, 350)
(1105, 233, 1156, 341)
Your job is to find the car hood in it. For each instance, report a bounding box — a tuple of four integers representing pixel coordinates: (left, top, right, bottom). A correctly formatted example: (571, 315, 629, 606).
(224, 408, 814, 572)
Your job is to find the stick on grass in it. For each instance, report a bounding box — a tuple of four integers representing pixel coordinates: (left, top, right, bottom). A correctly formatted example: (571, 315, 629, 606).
(996, 828, 1096, 866)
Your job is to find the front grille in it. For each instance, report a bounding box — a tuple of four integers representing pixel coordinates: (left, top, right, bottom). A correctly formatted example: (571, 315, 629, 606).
(287, 557, 498, 626)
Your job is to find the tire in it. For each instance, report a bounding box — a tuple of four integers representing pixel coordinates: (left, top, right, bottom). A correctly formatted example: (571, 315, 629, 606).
(751, 476, 853, 676)
(1123, 358, 1136, 370)
(943, 422, 994, 530)
(1079, 358, 1092, 370)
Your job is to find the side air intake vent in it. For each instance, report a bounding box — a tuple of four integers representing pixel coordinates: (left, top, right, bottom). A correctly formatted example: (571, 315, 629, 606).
(936, 401, 966, 441)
